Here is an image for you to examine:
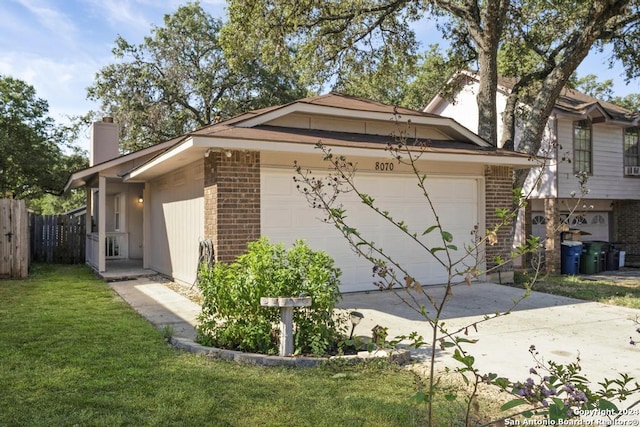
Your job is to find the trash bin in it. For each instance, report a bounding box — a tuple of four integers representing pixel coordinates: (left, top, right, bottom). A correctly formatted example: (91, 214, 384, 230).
(561, 241, 582, 275)
(606, 243, 621, 271)
(580, 241, 605, 274)
(598, 242, 608, 272)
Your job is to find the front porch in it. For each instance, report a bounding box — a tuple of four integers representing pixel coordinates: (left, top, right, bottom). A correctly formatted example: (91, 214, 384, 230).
(96, 259, 156, 281)
(84, 175, 148, 280)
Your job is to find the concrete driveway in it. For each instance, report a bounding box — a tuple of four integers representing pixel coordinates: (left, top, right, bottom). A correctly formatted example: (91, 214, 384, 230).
(337, 281, 640, 384)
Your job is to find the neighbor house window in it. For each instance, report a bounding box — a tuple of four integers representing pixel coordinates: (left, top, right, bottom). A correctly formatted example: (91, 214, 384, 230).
(624, 127, 639, 168)
(573, 119, 592, 174)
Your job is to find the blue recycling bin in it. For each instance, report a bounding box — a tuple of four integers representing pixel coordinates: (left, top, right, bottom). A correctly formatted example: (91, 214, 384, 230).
(561, 242, 582, 275)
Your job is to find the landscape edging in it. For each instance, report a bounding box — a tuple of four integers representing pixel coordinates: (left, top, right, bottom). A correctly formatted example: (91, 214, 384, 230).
(169, 336, 411, 367)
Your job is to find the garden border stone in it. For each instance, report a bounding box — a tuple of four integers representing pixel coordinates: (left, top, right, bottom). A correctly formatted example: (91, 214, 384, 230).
(169, 336, 411, 367)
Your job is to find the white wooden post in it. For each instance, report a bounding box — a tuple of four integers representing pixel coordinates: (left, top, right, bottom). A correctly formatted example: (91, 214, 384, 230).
(142, 183, 150, 269)
(260, 297, 312, 356)
(98, 175, 106, 273)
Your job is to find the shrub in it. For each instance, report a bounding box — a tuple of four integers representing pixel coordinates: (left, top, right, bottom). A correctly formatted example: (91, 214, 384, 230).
(196, 238, 345, 355)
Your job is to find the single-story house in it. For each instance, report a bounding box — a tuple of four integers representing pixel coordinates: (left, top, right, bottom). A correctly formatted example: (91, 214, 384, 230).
(65, 93, 533, 291)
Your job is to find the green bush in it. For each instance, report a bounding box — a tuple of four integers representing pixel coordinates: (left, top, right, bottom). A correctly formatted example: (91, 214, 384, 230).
(196, 238, 346, 356)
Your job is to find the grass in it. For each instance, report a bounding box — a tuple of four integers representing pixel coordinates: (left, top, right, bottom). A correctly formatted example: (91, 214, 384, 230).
(514, 270, 640, 309)
(0, 264, 444, 426)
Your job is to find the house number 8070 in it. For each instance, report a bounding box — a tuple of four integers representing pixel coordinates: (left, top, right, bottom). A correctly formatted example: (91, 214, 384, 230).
(375, 162, 394, 171)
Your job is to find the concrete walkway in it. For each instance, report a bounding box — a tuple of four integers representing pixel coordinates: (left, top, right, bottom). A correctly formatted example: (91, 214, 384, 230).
(110, 278, 200, 341)
(109, 276, 640, 386)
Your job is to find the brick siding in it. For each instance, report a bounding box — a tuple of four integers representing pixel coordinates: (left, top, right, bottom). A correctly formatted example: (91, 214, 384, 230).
(613, 200, 640, 266)
(484, 165, 514, 272)
(204, 151, 261, 263)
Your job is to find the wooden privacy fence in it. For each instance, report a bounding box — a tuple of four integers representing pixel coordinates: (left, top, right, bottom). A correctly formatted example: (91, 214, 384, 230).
(0, 199, 29, 278)
(30, 214, 86, 264)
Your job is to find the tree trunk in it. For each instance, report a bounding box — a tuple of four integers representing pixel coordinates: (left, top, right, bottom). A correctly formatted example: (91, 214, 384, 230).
(476, 48, 499, 146)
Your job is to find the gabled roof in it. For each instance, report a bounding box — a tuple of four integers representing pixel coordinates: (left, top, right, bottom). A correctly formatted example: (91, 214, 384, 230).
(191, 93, 491, 147)
(63, 134, 185, 191)
(427, 71, 639, 126)
(496, 74, 637, 124)
(66, 93, 536, 188)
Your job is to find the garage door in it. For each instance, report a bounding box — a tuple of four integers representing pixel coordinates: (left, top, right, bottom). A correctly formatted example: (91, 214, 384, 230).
(261, 168, 480, 292)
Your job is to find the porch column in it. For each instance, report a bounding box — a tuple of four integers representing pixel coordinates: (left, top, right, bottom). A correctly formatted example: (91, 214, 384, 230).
(85, 187, 91, 234)
(544, 198, 560, 274)
(98, 175, 106, 273)
(143, 183, 150, 269)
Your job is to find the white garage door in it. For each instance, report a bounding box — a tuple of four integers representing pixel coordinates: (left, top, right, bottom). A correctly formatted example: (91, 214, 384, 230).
(261, 168, 479, 292)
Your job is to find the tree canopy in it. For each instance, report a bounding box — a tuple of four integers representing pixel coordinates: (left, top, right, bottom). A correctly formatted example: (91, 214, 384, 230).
(0, 75, 86, 200)
(222, 0, 640, 187)
(568, 73, 640, 112)
(333, 44, 467, 110)
(87, 2, 308, 152)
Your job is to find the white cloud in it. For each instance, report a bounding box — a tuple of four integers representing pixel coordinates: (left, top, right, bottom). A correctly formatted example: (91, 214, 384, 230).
(13, 0, 78, 46)
(85, 0, 155, 32)
(0, 52, 100, 120)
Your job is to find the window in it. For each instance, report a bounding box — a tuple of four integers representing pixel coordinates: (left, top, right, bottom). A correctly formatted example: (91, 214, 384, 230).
(624, 127, 639, 168)
(532, 215, 546, 225)
(573, 119, 592, 174)
(114, 195, 121, 231)
(591, 214, 606, 225)
(570, 215, 587, 226)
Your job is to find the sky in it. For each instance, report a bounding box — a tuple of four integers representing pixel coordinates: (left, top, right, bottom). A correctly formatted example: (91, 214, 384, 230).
(2, 0, 640, 151)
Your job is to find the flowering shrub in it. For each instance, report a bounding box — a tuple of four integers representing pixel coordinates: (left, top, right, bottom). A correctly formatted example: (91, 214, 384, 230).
(498, 345, 638, 422)
(196, 238, 345, 356)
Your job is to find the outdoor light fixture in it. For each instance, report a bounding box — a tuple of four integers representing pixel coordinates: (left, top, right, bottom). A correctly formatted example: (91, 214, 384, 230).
(204, 148, 232, 158)
(349, 311, 364, 340)
(138, 195, 144, 204)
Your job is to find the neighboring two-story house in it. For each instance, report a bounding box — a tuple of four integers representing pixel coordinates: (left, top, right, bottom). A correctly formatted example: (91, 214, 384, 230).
(426, 72, 640, 269)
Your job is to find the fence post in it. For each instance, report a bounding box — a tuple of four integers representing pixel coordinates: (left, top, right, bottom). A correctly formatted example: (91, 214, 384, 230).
(0, 199, 29, 278)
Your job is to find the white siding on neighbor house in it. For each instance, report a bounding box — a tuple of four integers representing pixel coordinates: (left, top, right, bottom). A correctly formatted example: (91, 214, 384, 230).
(521, 116, 558, 200)
(429, 81, 508, 147)
(556, 119, 640, 200)
(148, 159, 204, 285)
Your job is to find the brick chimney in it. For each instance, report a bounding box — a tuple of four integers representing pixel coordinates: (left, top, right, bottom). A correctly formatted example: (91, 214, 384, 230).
(89, 117, 119, 167)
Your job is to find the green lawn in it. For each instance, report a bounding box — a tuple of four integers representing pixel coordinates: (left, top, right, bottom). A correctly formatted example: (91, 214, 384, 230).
(515, 271, 640, 309)
(0, 264, 435, 426)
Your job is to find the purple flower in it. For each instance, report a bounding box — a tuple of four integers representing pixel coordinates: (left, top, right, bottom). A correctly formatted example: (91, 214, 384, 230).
(574, 391, 587, 402)
(529, 368, 537, 375)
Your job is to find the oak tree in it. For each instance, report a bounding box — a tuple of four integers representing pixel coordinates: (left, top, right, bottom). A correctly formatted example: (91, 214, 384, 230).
(0, 75, 85, 200)
(222, 0, 640, 186)
(87, 2, 307, 152)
